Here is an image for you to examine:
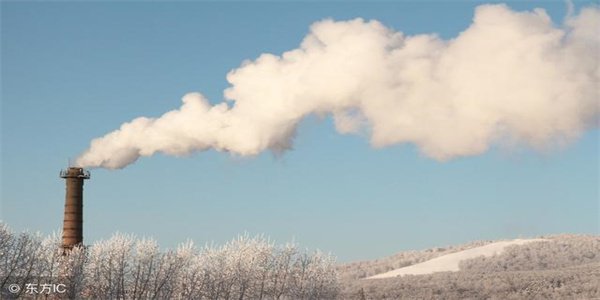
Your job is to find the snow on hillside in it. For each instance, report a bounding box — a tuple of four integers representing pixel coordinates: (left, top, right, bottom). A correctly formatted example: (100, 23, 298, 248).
(367, 238, 548, 279)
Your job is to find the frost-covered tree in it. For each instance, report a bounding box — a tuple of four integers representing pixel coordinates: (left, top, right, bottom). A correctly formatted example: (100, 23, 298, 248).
(85, 232, 135, 299)
(0, 223, 339, 299)
(0, 224, 43, 299)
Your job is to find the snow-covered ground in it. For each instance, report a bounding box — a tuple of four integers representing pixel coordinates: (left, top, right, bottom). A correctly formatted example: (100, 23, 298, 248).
(367, 238, 548, 279)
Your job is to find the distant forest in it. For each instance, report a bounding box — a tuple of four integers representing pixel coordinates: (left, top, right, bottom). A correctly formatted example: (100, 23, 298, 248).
(339, 235, 600, 299)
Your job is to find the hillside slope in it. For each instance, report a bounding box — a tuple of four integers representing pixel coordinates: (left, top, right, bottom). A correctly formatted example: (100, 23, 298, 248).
(339, 234, 600, 300)
(368, 238, 547, 278)
(338, 239, 496, 281)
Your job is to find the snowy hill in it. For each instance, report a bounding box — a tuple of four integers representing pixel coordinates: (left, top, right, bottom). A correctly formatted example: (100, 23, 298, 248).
(339, 234, 600, 300)
(367, 238, 547, 279)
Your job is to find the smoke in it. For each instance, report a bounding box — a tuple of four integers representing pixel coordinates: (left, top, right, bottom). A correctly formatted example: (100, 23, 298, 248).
(77, 4, 599, 169)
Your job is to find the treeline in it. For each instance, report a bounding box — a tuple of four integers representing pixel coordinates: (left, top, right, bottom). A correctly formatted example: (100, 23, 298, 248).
(340, 235, 600, 300)
(0, 223, 339, 299)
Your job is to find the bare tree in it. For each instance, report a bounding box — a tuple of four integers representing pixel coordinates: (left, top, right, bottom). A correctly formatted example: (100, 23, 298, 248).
(0, 224, 340, 300)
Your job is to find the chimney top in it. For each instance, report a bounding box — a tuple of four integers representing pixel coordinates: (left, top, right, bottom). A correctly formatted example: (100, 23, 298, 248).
(60, 167, 90, 179)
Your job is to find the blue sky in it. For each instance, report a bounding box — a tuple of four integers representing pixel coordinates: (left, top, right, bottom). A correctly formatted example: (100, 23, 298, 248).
(1, 1, 598, 262)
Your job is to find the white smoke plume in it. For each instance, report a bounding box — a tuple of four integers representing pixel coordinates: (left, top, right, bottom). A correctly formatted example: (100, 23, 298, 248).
(77, 4, 599, 169)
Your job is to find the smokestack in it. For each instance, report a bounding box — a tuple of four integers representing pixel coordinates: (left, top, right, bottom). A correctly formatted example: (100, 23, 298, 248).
(60, 167, 90, 252)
